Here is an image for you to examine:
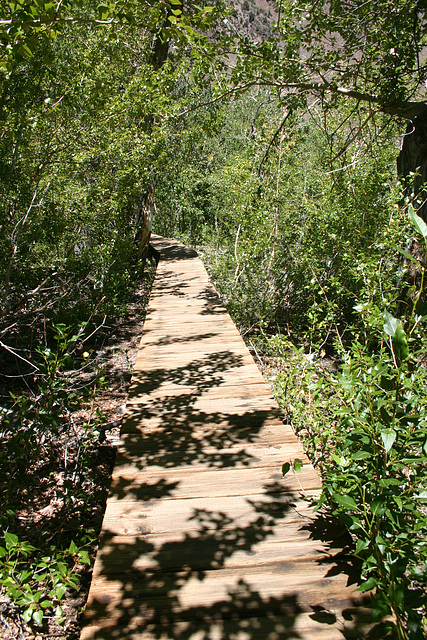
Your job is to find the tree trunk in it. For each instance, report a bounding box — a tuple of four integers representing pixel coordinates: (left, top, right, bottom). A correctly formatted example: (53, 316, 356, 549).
(397, 105, 427, 223)
(135, 179, 156, 271)
(396, 105, 427, 316)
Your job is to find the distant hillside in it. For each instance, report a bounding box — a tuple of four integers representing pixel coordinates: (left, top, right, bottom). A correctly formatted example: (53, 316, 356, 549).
(229, 0, 277, 40)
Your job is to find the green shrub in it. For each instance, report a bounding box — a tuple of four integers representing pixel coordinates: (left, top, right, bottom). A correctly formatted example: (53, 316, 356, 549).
(280, 209, 427, 639)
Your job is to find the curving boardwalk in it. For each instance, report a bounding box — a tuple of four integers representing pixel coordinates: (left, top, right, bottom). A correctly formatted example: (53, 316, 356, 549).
(80, 237, 370, 640)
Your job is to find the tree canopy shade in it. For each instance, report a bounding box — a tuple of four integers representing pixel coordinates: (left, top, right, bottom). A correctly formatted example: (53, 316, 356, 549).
(0, 0, 228, 325)
(225, 0, 427, 218)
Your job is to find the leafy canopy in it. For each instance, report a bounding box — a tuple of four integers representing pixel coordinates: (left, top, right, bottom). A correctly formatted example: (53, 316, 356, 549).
(229, 0, 427, 116)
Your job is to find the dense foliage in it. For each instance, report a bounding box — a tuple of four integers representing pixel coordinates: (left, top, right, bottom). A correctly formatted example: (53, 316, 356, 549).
(1, 0, 427, 638)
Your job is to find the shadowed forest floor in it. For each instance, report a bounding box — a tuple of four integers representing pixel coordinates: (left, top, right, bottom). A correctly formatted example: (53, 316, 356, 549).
(0, 273, 155, 640)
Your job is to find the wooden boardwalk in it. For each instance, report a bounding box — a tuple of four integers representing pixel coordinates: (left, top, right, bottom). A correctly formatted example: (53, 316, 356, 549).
(80, 237, 370, 640)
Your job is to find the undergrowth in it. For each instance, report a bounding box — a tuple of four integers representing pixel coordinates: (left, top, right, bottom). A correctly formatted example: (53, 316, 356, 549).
(272, 207, 427, 638)
(0, 322, 108, 632)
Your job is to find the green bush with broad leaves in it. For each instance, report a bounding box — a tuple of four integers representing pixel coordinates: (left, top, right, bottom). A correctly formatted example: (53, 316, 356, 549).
(0, 532, 90, 626)
(3, 322, 105, 481)
(281, 207, 427, 639)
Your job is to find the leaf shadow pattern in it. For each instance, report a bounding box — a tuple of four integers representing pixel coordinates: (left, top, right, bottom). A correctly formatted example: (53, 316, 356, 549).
(83, 481, 305, 639)
(81, 238, 374, 640)
(301, 513, 362, 585)
(83, 478, 373, 639)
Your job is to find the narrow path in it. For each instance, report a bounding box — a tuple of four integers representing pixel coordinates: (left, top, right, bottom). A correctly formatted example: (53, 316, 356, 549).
(80, 237, 370, 640)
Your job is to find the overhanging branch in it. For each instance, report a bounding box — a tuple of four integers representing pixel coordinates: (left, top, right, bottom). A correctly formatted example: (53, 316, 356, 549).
(178, 70, 427, 121)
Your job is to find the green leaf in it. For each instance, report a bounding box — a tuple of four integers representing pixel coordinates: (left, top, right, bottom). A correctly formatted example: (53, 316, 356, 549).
(68, 540, 79, 555)
(22, 608, 33, 623)
(97, 2, 109, 19)
(55, 584, 67, 601)
(359, 576, 378, 592)
(355, 538, 369, 555)
(393, 325, 409, 362)
(371, 497, 385, 516)
(409, 204, 427, 239)
(19, 44, 34, 58)
(351, 450, 371, 460)
(331, 452, 348, 467)
(56, 562, 68, 577)
(78, 549, 91, 565)
(40, 599, 52, 609)
(383, 311, 400, 338)
(281, 462, 290, 476)
(4, 532, 19, 550)
(333, 493, 358, 511)
(34, 573, 48, 582)
(293, 458, 303, 472)
(33, 609, 43, 626)
(380, 429, 396, 453)
(396, 245, 420, 264)
(394, 495, 403, 511)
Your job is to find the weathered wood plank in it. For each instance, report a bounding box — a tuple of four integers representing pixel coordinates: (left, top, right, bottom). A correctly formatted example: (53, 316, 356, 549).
(99, 493, 322, 537)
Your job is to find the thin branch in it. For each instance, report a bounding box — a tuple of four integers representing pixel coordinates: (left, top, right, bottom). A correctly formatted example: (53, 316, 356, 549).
(0, 341, 40, 371)
(309, 264, 345, 351)
(5, 188, 39, 291)
(81, 314, 107, 345)
(0, 614, 14, 639)
(175, 82, 259, 118)
(325, 159, 363, 174)
(231, 71, 423, 118)
(1, 271, 58, 319)
(0, 16, 114, 27)
(258, 109, 292, 176)
(174, 64, 421, 125)
(233, 224, 241, 285)
(5, 183, 50, 295)
(248, 338, 264, 372)
(0, 323, 17, 338)
(330, 107, 377, 164)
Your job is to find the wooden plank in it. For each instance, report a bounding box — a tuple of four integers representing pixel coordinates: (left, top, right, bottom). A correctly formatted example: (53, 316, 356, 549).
(126, 369, 268, 394)
(108, 472, 321, 504)
(124, 382, 275, 405)
(83, 566, 360, 621)
(85, 611, 374, 640)
(90, 535, 340, 577)
(99, 493, 321, 537)
(80, 236, 369, 640)
(111, 450, 312, 480)
(123, 396, 281, 417)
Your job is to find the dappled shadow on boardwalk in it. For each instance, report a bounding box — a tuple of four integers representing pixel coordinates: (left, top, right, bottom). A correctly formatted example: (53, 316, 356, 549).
(82, 349, 372, 639)
(83, 484, 371, 638)
(83, 490, 303, 639)
(146, 276, 226, 318)
(116, 350, 285, 475)
(81, 238, 373, 640)
(156, 243, 199, 261)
